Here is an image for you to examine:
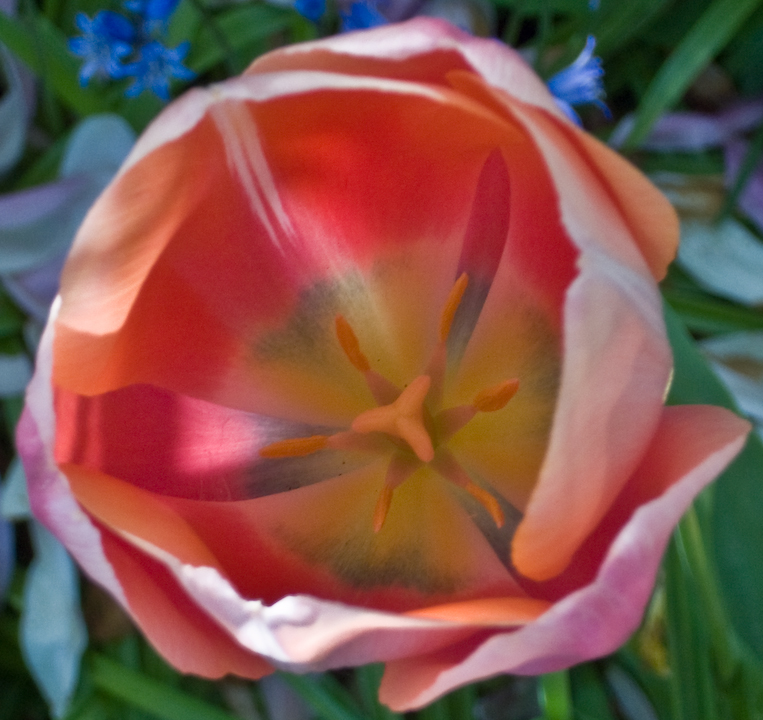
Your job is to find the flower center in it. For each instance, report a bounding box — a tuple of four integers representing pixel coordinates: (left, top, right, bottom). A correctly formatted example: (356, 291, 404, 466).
(352, 374, 435, 462)
(259, 274, 519, 533)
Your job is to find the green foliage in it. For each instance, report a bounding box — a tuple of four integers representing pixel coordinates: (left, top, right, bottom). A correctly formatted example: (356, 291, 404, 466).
(621, 0, 763, 147)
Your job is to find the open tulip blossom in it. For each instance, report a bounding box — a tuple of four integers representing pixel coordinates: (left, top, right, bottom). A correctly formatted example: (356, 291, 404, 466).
(18, 18, 751, 711)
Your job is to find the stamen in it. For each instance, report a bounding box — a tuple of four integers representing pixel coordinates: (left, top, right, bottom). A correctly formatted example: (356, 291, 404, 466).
(335, 314, 400, 405)
(473, 379, 520, 412)
(352, 375, 434, 462)
(373, 486, 394, 533)
(336, 315, 370, 373)
(431, 450, 505, 528)
(439, 273, 469, 343)
(373, 454, 421, 532)
(435, 379, 519, 441)
(259, 435, 328, 458)
(464, 481, 505, 528)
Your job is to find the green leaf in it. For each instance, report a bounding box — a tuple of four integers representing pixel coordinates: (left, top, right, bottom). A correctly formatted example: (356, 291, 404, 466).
(0, 294, 24, 338)
(444, 684, 478, 719)
(722, 5, 763, 94)
(538, 672, 572, 720)
(595, 0, 671, 57)
(415, 698, 449, 720)
(664, 290, 763, 335)
(488, 0, 591, 11)
(663, 303, 763, 665)
(569, 664, 617, 720)
(188, 4, 295, 75)
(622, 0, 763, 148)
(280, 672, 366, 720)
(636, 150, 725, 176)
(663, 537, 715, 720)
(0, 12, 110, 117)
(88, 655, 239, 720)
(711, 428, 763, 664)
(355, 665, 402, 720)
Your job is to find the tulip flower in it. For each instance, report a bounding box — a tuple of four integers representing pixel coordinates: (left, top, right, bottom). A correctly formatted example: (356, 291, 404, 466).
(19, 19, 750, 710)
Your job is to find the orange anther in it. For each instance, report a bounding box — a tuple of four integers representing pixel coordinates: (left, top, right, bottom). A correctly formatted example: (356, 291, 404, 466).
(465, 482, 505, 528)
(335, 315, 370, 373)
(473, 379, 519, 412)
(373, 485, 394, 533)
(259, 435, 328, 459)
(439, 273, 469, 343)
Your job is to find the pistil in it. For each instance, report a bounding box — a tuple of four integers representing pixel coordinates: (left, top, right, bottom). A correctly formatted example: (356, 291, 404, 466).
(351, 375, 434, 462)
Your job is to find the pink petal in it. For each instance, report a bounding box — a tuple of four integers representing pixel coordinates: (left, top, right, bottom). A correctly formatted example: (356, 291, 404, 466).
(19, 303, 127, 607)
(563, 124, 680, 281)
(20, 310, 270, 680)
(511, 263, 671, 581)
(247, 19, 563, 120)
(102, 537, 524, 672)
(378, 405, 750, 710)
(98, 527, 272, 679)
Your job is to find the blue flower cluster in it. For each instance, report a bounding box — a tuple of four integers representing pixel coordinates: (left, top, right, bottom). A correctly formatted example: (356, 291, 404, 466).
(547, 36, 610, 125)
(69, 0, 195, 101)
(294, 0, 326, 23)
(339, 0, 387, 31)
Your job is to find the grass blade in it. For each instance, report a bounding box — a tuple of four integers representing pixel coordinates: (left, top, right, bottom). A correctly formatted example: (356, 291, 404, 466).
(89, 654, 239, 720)
(622, 0, 763, 148)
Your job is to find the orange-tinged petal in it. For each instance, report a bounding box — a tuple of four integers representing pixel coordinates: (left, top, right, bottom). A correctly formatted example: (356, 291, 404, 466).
(406, 597, 550, 625)
(521, 404, 753, 602)
(99, 527, 272, 679)
(56, 124, 208, 340)
(552, 123, 679, 281)
(65, 464, 221, 569)
(512, 268, 671, 581)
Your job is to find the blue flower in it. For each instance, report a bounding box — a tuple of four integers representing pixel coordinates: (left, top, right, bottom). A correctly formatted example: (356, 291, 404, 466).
(121, 40, 195, 101)
(68, 11, 135, 85)
(294, 0, 326, 22)
(124, 0, 181, 35)
(340, 0, 387, 31)
(547, 36, 610, 125)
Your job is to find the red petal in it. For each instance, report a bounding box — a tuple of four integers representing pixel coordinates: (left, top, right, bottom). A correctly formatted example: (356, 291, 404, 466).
(100, 526, 272, 679)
